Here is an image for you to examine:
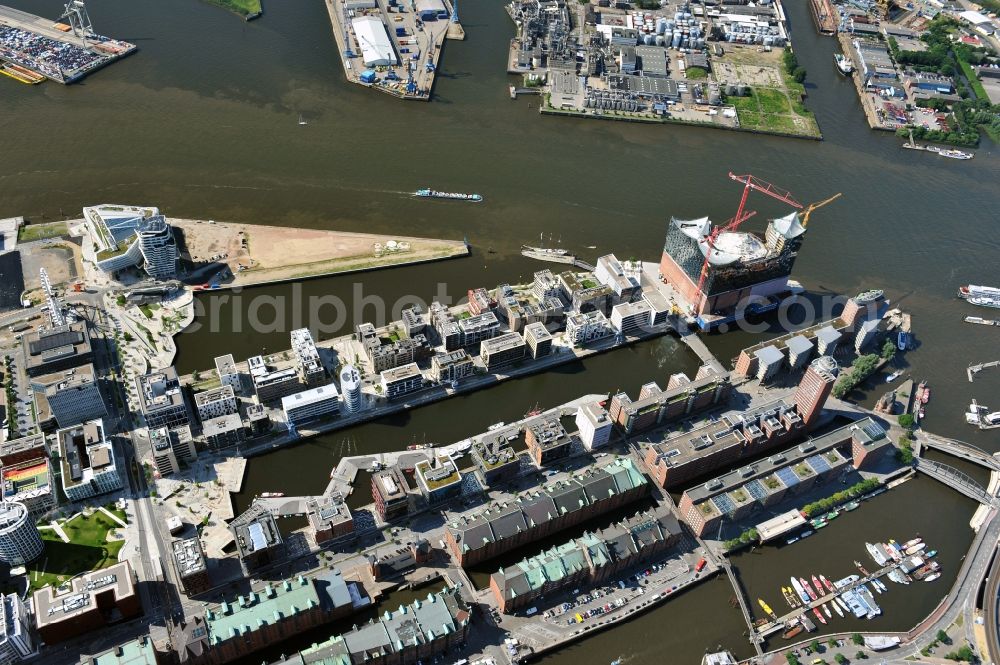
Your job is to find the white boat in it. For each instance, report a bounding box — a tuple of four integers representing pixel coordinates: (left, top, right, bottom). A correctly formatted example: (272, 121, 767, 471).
(835, 596, 851, 613)
(886, 370, 902, 383)
(864, 636, 901, 651)
(960, 284, 1000, 300)
(923, 572, 941, 582)
(939, 148, 973, 160)
(823, 603, 832, 618)
(834, 53, 855, 75)
(831, 600, 844, 617)
(903, 538, 923, 548)
(260, 492, 284, 498)
(487, 422, 507, 431)
(790, 577, 811, 604)
(866, 542, 889, 566)
(905, 542, 926, 555)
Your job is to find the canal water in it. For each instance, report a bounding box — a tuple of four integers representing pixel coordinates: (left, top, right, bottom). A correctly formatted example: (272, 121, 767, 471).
(2, 0, 998, 661)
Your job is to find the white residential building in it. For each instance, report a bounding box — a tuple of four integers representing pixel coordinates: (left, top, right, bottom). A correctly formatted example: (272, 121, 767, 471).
(575, 402, 614, 451)
(0, 503, 43, 567)
(380, 363, 424, 400)
(0, 593, 36, 662)
(564, 310, 614, 345)
(282, 384, 341, 428)
(194, 384, 238, 422)
(339, 365, 364, 413)
(56, 420, 123, 502)
(215, 354, 242, 393)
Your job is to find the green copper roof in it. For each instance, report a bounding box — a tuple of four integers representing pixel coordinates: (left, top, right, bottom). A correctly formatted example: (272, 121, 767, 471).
(206, 576, 319, 645)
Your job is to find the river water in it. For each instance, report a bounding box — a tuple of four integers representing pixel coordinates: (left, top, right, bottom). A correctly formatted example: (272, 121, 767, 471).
(2, 0, 999, 661)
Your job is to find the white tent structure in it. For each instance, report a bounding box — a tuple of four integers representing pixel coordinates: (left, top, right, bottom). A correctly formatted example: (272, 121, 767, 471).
(351, 16, 398, 67)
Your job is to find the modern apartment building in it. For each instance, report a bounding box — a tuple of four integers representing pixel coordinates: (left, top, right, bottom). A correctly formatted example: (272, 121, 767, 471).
(40, 363, 107, 428)
(194, 385, 238, 422)
(291, 328, 326, 388)
(0, 502, 43, 566)
(480, 332, 526, 372)
(247, 356, 301, 404)
(372, 468, 409, 521)
(429, 349, 474, 384)
(136, 367, 190, 430)
(56, 420, 123, 502)
(379, 364, 423, 400)
(282, 384, 341, 428)
(576, 402, 614, 451)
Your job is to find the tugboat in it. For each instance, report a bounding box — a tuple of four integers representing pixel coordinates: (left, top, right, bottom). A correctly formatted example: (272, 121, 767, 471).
(414, 188, 484, 202)
(834, 53, 855, 75)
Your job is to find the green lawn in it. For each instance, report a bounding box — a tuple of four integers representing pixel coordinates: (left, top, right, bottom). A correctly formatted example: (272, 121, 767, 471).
(29, 512, 124, 592)
(17, 221, 68, 243)
(203, 0, 262, 16)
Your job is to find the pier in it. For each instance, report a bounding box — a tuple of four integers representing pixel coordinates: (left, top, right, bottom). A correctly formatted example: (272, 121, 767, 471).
(520, 248, 595, 271)
(968, 360, 1000, 382)
(721, 560, 765, 657)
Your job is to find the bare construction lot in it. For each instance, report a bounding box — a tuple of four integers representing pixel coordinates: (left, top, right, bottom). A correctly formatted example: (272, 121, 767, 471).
(172, 219, 468, 287)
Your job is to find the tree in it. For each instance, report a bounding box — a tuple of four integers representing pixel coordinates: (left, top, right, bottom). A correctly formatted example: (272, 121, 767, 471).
(944, 645, 975, 661)
(881, 338, 897, 360)
(855, 651, 867, 660)
(936, 629, 952, 645)
(786, 654, 801, 665)
(116, 295, 126, 306)
(898, 413, 915, 430)
(810, 639, 822, 653)
(835, 655, 849, 665)
(123, 332, 133, 343)
(193, 370, 201, 382)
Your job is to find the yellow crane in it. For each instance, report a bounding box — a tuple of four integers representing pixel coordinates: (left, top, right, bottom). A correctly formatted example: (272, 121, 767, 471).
(801, 192, 842, 227)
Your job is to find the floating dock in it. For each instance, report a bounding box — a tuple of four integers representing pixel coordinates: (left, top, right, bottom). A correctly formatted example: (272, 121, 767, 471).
(968, 360, 1000, 383)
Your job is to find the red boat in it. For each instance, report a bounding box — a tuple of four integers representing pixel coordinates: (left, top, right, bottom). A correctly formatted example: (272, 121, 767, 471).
(800, 578, 818, 601)
(811, 575, 826, 596)
(921, 387, 930, 404)
(820, 575, 835, 593)
(812, 607, 827, 625)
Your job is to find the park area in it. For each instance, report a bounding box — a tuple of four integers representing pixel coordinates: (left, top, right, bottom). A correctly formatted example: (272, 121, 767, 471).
(27, 508, 128, 593)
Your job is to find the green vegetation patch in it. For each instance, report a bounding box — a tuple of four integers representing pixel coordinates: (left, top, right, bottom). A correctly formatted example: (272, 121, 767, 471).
(685, 66, 708, 80)
(755, 88, 790, 114)
(29, 512, 124, 592)
(18, 221, 68, 243)
(801, 478, 881, 517)
(202, 0, 262, 16)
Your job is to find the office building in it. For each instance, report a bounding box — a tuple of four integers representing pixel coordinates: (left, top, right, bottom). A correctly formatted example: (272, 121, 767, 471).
(610, 301, 653, 336)
(565, 310, 614, 345)
(33, 561, 141, 643)
(231, 504, 283, 576)
(151, 427, 198, 477)
(594, 254, 640, 302)
(525, 416, 574, 466)
(480, 332, 526, 372)
(247, 356, 301, 404)
(1, 458, 55, 520)
(855, 318, 881, 353)
(136, 368, 190, 430)
(0, 502, 43, 566)
(201, 415, 245, 449)
(754, 345, 784, 382)
(214, 354, 242, 393)
(816, 325, 841, 356)
(524, 322, 552, 359)
(785, 335, 813, 371)
(291, 329, 326, 388)
(41, 364, 106, 428)
(471, 434, 522, 486)
(414, 456, 463, 504)
(841, 289, 886, 330)
(467, 288, 495, 316)
(379, 363, 423, 400)
(282, 384, 341, 428)
(22, 323, 93, 378)
(490, 510, 681, 613)
(677, 417, 889, 536)
(576, 402, 613, 451)
(0, 593, 35, 663)
(372, 468, 409, 521)
(608, 368, 731, 435)
(430, 302, 462, 351)
(56, 420, 123, 502)
(194, 385, 238, 422)
(338, 364, 363, 414)
(85, 205, 177, 279)
(446, 457, 649, 567)
(246, 404, 270, 436)
(273, 587, 469, 665)
(458, 311, 500, 348)
(430, 350, 474, 384)
(400, 306, 425, 339)
(172, 537, 211, 596)
(307, 495, 354, 545)
(0, 433, 47, 467)
(793, 356, 838, 428)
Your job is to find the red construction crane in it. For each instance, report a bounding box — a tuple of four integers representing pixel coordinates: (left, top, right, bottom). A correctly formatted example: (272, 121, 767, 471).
(694, 173, 801, 296)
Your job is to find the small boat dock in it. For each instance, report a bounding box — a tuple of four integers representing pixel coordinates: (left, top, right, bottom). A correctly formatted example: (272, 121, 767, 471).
(968, 360, 1000, 383)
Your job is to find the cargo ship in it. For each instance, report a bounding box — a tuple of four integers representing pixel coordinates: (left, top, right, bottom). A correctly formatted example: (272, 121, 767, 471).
(414, 188, 483, 202)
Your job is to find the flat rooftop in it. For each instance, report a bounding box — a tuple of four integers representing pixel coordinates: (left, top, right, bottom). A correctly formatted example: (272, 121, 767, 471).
(34, 561, 135, 628)
(172, 537, 207, 578)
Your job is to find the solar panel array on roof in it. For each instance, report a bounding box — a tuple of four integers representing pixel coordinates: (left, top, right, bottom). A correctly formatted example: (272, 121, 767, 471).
(712, 493, 736, 515)
(29, 328, 82, 355)
(861, 420, 887, 442)
(745, 480, 766, 501)
(775, 466, 799, 488)
(806, 454, 830, 474)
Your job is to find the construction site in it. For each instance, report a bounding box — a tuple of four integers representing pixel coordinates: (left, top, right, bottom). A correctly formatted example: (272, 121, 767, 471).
(322, 0, 465, 100)
(506, 0, 820, 138)
(0, 1, 135, 85)
(656, 173, 841, 330)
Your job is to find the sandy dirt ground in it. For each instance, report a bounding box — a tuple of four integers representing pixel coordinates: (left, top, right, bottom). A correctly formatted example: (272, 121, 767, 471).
(171, 219, 468, 287)
(19, 241, 83, 292)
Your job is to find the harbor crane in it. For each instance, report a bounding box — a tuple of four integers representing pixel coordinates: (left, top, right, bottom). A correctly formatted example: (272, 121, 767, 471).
(60, 0, 94, 46)
(695, 173, 802, 294)
(801, 192, 842, 227)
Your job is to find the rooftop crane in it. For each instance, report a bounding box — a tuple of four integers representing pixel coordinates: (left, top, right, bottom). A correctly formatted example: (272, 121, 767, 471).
(694, 173, 801, 295)
(801, 192, 842, 227)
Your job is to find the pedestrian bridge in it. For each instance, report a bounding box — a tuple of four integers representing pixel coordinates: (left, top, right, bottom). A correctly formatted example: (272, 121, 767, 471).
(918, 434, 1000, 470)
(914, 457, 994, 505)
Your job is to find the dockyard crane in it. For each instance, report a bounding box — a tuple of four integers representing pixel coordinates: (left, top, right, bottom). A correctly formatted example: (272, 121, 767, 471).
(800, 192, 842, 227)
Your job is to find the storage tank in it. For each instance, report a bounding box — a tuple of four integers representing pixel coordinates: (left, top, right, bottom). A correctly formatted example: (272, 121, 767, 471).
(644, 33, 655, 44)
(656, 17, 668, 34)
(672, 31, 682, 47)
(655, 34, 665, 45)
